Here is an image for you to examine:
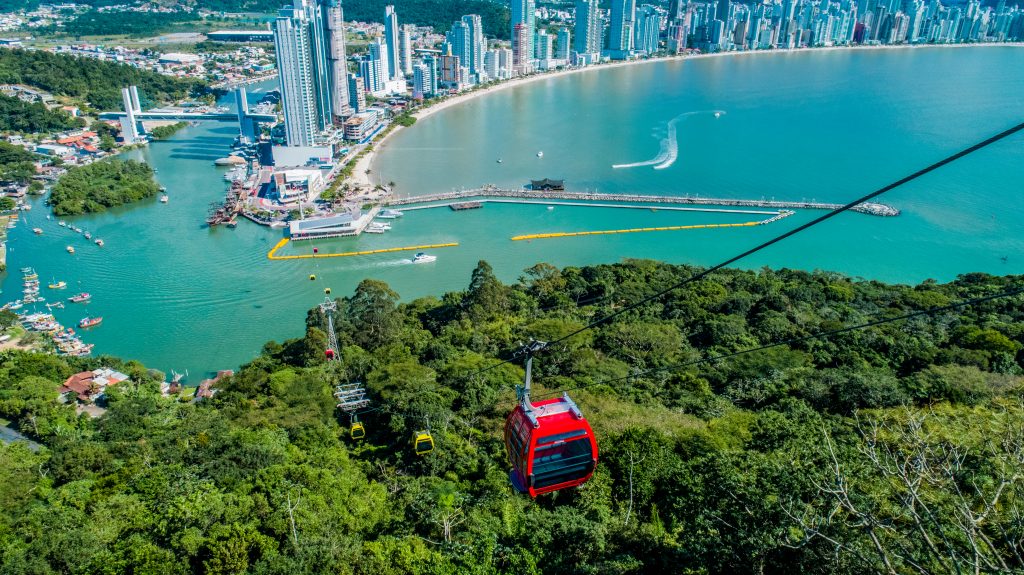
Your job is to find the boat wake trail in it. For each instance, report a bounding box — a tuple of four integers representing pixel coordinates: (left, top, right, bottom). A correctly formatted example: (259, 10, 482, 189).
(612, 110, 726, 170)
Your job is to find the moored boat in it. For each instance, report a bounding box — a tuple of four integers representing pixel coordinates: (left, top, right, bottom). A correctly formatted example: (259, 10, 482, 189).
(48, 280, 67, 289)
(78, 316, 102, 328)
(32, 227, 42, 234)
(66, 246, 75, 254)
(95, 239, 104, 247)
(68, 292, 91, 303)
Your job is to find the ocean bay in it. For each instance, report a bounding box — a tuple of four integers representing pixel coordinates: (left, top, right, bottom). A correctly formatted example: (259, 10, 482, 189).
(3, 46, 1023, 377)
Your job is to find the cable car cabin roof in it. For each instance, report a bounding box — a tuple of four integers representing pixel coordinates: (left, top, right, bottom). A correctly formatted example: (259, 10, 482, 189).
(505, 394, 598, 497)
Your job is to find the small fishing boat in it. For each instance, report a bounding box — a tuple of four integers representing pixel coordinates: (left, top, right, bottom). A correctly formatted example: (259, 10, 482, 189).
(68, 293, 91, 303)
(66, 246, 75, 254)
(22, 272, 37, 281)
(160, 195, 169, 204)
(19, 267, 32, 273)
(46, 302, 64, 309)
(95, 239, 104, 247)
(84, 231, 92, 239)
(537, 151, 544, 158)
(78, 316, 102, 328)
(48, 281, 66, 289)
(58, 221, 67, 227)
(32, 228, 42, 234)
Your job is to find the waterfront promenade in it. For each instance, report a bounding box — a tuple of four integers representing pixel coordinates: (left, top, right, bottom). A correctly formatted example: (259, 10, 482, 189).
(385, 187, 900, 216)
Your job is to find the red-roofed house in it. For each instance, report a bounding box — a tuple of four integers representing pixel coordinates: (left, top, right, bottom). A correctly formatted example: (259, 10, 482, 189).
(58, 368, 130, 403)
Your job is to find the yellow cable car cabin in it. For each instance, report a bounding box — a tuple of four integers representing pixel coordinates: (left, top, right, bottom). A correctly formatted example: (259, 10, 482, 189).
(350, 421, 365, 440)
(413, 431, 434, 455)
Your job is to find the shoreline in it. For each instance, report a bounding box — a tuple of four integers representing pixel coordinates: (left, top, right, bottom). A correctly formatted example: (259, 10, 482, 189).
(362, 41, 1023, 187)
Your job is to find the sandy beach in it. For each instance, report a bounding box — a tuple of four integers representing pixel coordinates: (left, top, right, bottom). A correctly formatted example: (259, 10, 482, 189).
(351, 42, 1023, 189)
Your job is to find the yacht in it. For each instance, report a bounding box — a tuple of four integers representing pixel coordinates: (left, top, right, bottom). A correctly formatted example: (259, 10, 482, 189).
(160, 195, 169, 204)
(537, 151, 544, 158)
(411, 252, 436, 264)
(32, 228, 42, 234)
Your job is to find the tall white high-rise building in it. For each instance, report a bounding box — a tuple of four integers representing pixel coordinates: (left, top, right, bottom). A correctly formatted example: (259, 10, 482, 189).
(399, 24, 414, 76)
(462, 14, 485, 76)
(510, 0, 536, 60)
(323, 0, 350, 121)
(274, 0, 332, 146)
(610, 0, 637, 55)
(383, 5, 401, 80)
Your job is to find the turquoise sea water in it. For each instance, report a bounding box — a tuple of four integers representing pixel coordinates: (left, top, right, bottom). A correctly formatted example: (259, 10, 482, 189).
(4, 46, 1023, 378)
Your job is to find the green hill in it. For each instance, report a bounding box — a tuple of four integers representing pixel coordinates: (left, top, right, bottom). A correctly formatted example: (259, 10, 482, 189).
(0, 261, 1021, 574)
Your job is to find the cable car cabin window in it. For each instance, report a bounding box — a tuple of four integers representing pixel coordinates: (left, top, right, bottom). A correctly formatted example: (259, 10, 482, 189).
(530, 434, 594, 490)
(507, 417, 530, 471)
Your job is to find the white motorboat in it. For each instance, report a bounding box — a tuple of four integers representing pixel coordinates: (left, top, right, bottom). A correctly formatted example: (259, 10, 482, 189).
(411, 252, 436, 264)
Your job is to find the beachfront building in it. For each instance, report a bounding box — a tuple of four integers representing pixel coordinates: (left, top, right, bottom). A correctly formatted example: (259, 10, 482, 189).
(510, 0, 536, 64)
(413, 57, 438, 98)
(535, 29, 553, 60)
(574, 0, 603, 63)
(347, 73, 366, 113)
(383, 5, 402, 80)
(342, 110, 381, 142)
(289, 206, 368, 240)
(512, 22, 532, 74)
(399, 24, 414, 76)
(634, 5, 663, 54)
(274, 0, 333, 146)
(323, 0, 351, 121)
(556, 28, 572, 60)
(608, 0, 637, 59)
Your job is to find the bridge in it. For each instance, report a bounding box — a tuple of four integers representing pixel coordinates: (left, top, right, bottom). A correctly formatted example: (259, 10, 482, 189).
(101, 85, 276, 145)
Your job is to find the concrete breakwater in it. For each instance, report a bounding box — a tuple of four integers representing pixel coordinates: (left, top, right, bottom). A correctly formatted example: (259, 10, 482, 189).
(386, 187, 900, 216)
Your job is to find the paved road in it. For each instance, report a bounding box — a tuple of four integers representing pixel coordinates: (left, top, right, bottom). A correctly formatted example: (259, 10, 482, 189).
(0, 425, 41, 451)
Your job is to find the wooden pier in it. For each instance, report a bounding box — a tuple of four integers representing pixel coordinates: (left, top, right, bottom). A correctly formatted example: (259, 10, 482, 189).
(386, 187, 900, 217)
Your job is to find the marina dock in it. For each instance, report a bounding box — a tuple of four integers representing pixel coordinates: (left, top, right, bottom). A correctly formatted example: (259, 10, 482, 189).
(387, 187, 900, 216)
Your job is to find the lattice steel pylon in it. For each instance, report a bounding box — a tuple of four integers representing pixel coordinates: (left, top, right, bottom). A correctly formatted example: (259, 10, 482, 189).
(319, 296, 340, 361)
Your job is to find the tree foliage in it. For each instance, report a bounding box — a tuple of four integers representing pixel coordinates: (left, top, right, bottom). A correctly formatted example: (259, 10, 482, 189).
(0, 49, 207, 110)
(0, 93, 84, 133)
(0, 262, 1022, 574)
(48, 158, 159, 215)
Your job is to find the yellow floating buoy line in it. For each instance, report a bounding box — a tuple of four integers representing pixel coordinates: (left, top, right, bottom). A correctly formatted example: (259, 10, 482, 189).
(267, 238, 459, 260)
(511, 220, 762, 241)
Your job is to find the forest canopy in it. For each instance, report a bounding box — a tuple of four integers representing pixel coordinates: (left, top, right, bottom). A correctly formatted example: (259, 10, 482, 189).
(0, 49, 208, 110)
(0, 261, 1021, 574)
(48, 158, 159, 215)
(0, 93, 85, 134)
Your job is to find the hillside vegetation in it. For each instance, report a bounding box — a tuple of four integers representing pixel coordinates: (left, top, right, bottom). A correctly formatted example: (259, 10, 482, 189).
(0, 93, 85, 134)
(48, 158, 159, 215)
(0, 49, 207, 111)
(0, 261, 1021, 574)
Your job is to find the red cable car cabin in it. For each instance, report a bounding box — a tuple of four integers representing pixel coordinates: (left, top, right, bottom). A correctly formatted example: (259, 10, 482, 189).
(504, 392, 598, 497)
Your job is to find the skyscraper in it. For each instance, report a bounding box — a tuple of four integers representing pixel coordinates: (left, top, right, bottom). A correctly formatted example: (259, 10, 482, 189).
(555, 27, 572, 59)
(535, 29, 553, 59)
(575, 0, 602, 57)
(447, 20, 471, 73)
(274, 0, 332, 146)
(383, 5, 401, 80)
(347, 73, 366, 113)
(399, 25, 413, 76)
(634, 5, 662, 53)
(609, 0, 637, 55)
(462, 14, 485, 76)
(323, 0, 350, 121)
(510, 0, 536, 61)
(512, 22, 530, 72)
